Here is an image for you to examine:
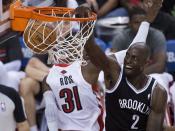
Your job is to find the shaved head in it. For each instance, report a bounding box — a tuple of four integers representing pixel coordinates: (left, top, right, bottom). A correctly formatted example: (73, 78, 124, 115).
(124, 43, 151, 77)
(129, 43, 150, 61)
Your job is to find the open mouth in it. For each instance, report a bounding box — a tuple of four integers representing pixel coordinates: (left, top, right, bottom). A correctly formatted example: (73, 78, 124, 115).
(125, 65, 133, 69)
(124, 65, 134, 73)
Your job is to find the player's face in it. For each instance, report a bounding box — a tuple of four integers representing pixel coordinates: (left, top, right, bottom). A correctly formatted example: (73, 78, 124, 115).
(124, 47, 145, 77)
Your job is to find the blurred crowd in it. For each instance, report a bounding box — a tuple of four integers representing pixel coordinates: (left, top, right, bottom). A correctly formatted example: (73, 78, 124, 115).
(0, 0, 175, 131)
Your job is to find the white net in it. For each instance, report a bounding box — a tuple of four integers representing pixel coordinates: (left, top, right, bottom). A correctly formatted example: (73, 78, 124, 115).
(23, 9, 96, 65)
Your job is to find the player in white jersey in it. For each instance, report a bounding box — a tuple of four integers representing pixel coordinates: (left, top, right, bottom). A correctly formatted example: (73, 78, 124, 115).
(43, 58, 104, 131)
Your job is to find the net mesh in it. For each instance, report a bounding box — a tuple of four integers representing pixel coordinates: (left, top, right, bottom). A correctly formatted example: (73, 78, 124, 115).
(23, 9, 96, 65)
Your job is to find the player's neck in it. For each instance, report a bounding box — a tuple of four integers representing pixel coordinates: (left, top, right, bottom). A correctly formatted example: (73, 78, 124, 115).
(127, 74, 148, 90)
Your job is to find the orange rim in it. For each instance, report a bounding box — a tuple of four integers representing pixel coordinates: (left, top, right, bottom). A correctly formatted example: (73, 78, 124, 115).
(10, 1, 97, 31)
(31, 7, 97, 22)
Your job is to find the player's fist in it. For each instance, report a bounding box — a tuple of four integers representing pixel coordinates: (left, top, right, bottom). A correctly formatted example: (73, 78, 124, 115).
(74, 5, 92, 18)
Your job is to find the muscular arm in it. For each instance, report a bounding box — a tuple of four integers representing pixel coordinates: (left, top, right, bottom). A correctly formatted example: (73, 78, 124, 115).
(17, 121, 30, 131)
(85, 35, 121, 89)
(146, 84, 167, 131)
(97, 0, 118, 17)
(25, 57, 49, 81)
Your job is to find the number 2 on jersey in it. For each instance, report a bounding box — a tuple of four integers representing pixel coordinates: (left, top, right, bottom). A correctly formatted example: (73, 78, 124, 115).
(60, 86, 82, 113)
(131, 114, 139, 129)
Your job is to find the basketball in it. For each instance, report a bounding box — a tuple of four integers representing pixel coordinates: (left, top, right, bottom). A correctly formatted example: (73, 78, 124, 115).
(23, 20, 57, 54)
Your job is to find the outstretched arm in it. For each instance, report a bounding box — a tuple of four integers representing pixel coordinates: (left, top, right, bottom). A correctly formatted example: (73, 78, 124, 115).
(146, 84, 167, 131)
(74, 6, 121, 89)
(85, 35, 121, 89)
(85, 35, 116, 72)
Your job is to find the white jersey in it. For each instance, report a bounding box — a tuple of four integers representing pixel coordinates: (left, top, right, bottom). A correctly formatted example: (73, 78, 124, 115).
(46, 61, 103, 131)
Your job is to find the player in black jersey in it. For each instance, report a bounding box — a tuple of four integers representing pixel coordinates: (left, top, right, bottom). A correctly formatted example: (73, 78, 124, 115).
(74, 0, 173, 130)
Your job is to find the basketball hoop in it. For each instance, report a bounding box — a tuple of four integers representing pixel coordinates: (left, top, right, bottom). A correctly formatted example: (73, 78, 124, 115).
(10, 1, 97, 65)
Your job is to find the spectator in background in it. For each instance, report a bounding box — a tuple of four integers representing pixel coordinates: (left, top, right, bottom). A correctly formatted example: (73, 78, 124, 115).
(0, 0, 26, 91)
(111, 6, 174, 106)
(0, 31, 26, 91)
(151, 10, 175, 40)
(119, 0, 175, 39)
(111, 6, 167, 74)
(161, 0, 175, 15)
(150, 0, 175, 39)
(54, 0, 78, 8)
(120, 0, 143, 9)
(0, 31, 23, 67)
(54, 0, 67, 7)
(0, 85, 29, 131)
(76, 0, 119, 18)
(20, 54, 50, 131)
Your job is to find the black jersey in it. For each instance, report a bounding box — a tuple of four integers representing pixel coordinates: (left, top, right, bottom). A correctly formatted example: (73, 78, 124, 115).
(105, 67, 157, 131)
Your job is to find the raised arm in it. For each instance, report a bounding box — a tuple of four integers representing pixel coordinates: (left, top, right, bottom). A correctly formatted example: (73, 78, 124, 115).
(113, 0, 163, 64)
(85, 35, 121, 89)
(85, 35, 118, 72)
(74, 6, 121, 89)
(74, 5, 112, 71)
(146, 84, 167, 131)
